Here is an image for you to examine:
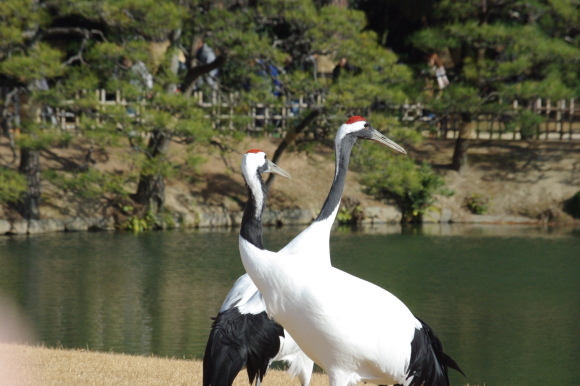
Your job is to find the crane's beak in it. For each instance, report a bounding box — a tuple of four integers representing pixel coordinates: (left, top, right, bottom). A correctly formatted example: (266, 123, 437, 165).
(265, 160, 292, 179)
(370, 128, 407, 154)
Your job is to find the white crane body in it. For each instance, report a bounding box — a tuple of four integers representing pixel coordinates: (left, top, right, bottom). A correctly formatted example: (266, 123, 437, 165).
(236, 117, 463, 386)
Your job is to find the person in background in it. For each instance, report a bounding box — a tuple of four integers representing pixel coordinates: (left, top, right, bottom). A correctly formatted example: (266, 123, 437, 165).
(122, 56, 154, 94)
(195, 39, 219, 90)
(121, 56, 154, 116)
(303, 53, 318, 81)
(332, 57, 357, 83)
(427, 52, 449, 90)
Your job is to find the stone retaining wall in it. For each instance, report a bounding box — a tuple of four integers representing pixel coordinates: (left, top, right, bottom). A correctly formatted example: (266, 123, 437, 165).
(1, 204, 543, 236)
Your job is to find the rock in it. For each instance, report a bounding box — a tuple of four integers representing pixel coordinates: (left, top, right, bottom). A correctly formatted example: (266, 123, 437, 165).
(278, 209, 316, 225)
(423, 209, 441, 223)
(259, 209, 317, 226)
(362, 206, 402, 224)
(423, 207, 454, 223)
(27, 220, 45, 234)
(64, 217, 90, 232)
(43, 218, 66, 233)
(180, 212, 198, 228)
(86, 217, 115, 231)
(458, 214, 539, 224)
(440, 208, 453, 223)
(9, 220, 28, 235)
(261, 210, 277, 226)
(197, 208, 232, 228)
(0, 220, 10, 234)
(230, 211, 244, 226)
(18, 218, 111, 235)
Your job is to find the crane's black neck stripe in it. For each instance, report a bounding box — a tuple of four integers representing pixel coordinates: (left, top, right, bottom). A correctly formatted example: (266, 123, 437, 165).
(240, 171, 267, 250)
(315, 135, 356, 222)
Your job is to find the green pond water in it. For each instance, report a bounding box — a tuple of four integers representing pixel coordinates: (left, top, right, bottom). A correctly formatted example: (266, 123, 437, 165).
(0, 224, 578, 385)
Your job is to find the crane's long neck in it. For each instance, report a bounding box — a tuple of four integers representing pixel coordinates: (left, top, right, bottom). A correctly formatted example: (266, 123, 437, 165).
(314, 135, 356, 223)
(240, 172, 266, 250)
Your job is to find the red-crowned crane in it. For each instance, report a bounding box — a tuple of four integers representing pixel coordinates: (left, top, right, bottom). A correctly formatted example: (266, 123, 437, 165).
(202, 150, 304, 386)
(203, 116, 406, 385)
(238, 116, 464, 386)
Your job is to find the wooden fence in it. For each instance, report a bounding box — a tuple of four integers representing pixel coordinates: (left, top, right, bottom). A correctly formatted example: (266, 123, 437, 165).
(457, 99, 576, 140)
(3, 88, 579, 140)
(399, 98, 579, 140)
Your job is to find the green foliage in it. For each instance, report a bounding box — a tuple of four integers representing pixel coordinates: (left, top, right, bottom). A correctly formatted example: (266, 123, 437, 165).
(365, 114, 424, 144)
(0, 168, 27, 204)
(156, 211, 176, 230)
(43, 169, 129, 203)
(16, 130, 61, 151)
(0, 43, 65, 81)
(337, 197, 364, 225)
(13, 0, 577, 221)
(0, 0, 49, 48)
(428, 85, 482, 115)
(353, 141, 453, 223)
(411, 0, 580, 112)
(54, 0, 183, 39)
(337, 207, 353, 224)
(514, 110, 545, 139)
(120, 206, 156, 232)
(465, 193, 490, 215)
(126, 213, 156, 232)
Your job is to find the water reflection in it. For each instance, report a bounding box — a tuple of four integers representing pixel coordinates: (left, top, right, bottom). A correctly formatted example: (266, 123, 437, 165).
(0, 224, 578, 384)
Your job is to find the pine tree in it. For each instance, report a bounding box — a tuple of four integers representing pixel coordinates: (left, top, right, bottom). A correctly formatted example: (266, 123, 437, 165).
(410, 0, 580, 171)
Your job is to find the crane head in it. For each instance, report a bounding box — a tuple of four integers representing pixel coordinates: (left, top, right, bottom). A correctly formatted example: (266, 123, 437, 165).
(242, 149, 292, 180)
(338, 116, 407, 154)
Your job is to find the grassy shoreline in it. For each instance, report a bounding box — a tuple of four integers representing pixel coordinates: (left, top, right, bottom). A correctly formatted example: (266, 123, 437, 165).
(1, 343, 334, 385)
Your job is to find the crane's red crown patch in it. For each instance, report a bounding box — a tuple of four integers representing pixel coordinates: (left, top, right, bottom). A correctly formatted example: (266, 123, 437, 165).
(246, 149, 263, 154)
(345, 116, 366, 124)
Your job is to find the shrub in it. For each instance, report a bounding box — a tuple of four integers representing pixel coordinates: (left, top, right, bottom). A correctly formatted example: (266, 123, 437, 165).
(337, 197, 364, 225)
(43, 168, 129, 204)
(516, 110, 545, 140)
(0, 168, 27, 204)
(353, 141, 453, 223)
(465, 193, 489, 214)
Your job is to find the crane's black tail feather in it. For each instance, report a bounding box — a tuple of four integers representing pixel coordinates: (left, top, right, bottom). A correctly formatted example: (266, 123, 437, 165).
(202, 308, 284, 386)
(406, 317, 465, 386)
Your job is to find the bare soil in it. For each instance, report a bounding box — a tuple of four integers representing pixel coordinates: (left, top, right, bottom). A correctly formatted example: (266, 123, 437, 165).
(412, 139, 580, 221)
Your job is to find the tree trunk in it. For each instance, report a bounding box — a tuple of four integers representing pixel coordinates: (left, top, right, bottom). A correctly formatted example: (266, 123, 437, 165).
(265, 109, 321, 190)
(451, 113, 474, 173)
(18, 148, 41, 220)
(451, 136, 470, 172)
(17, 89, 42, 220)
(133, 129, 171, 213)
(181, 55, 227, 97)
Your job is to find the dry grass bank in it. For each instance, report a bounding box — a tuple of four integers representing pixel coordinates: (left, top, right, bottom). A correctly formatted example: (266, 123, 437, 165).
(0, 343, 335, 386)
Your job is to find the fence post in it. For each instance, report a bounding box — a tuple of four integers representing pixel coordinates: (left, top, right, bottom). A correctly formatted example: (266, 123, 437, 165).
(557, 99, 564, 140)
(546, 98, 551, 139)
(512, 99, 518, 141)
(535, 98, 541, 139)
(570, 98, 575, 140)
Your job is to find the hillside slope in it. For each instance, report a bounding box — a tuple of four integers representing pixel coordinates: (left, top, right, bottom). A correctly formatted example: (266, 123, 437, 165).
(1, 135, 578, 234)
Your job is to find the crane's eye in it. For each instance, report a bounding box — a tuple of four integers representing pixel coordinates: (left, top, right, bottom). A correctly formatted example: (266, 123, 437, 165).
(364, 123, 369, 128)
